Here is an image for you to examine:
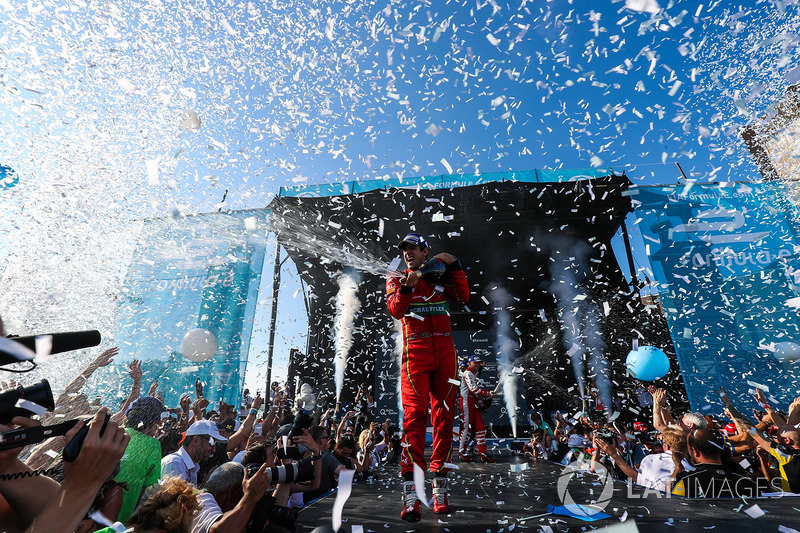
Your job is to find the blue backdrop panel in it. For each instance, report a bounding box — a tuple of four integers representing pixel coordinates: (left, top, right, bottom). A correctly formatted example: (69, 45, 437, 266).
(635, 182, 800, 412)
(93, 210, 267, 409)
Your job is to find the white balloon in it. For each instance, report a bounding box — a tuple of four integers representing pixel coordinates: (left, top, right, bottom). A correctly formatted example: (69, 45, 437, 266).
(773, 341, 800, 362)
(182, 328, 217, 362)
(178, 109, 201, 132)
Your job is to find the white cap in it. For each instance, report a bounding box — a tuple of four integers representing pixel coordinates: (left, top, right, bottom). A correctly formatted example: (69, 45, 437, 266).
(186, 419, 228, 442)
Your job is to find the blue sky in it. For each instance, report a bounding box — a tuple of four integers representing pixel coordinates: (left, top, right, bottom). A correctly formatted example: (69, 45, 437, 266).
(2, 0, 800, 392)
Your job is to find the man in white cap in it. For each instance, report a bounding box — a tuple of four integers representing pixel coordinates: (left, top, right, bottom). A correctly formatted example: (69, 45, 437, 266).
(161, 419, 228, 485)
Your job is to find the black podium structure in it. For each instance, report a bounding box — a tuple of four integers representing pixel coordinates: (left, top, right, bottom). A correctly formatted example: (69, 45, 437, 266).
(268, 171, 680, 432)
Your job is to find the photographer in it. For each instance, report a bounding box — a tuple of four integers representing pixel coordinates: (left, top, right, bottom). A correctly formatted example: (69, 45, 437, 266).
(0, 407, 129, 533)
(191, 462, 272, 533)
(271, 435, 322, 508)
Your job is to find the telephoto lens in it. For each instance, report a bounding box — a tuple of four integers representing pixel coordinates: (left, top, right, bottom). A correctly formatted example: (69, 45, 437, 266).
(0, 379, 54, 424)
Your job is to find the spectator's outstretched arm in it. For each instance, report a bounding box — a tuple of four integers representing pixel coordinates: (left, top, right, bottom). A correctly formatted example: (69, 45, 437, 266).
(25, 408, 130, 533)
(111, 359, 142, 423)
(188, 398, 210, 425)
(176, 393, 192, 433)
(755, 445, 775, 482)
(596, 439, 638, 483)
(227, 395, 264, 455)
(337, 411, 355, 441)
(650, 386, 672, 431)
(719, 387, 754, 427)
(147, 378, 159, 398)
(589, 437, 603, 474)
(208, 464, 271, 533)
(725, 403, 772, 451)
(753, 388, 787, 426)
(261, 392, 284, 438)
(57, 347, 118, 406)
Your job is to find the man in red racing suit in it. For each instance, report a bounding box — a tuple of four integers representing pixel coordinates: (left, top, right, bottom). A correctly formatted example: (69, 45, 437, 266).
(459, 355, 496, 463)
(386, 232, 469, 522)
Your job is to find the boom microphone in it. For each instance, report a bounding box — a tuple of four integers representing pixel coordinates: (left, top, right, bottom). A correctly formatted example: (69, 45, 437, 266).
(0, 330, 102, 368)
(9, 330, 102, 355)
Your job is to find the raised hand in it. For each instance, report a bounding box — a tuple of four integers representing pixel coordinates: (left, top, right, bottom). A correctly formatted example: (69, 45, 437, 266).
(148, 379, 159, 397)
(753, 388, 767, 406)
(128, 359, 142, 382)
(93, 347, 118, 369)
(179, 393, 191, 412)
(252, 394, 264, 410)
(719, 387, 732, 407)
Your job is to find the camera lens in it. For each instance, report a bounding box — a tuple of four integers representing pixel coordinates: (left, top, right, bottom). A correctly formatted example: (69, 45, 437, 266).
(0, 379, 55, 424)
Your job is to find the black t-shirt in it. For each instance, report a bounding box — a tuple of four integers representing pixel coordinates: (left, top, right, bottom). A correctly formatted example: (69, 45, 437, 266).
(673, 463, 757, 498)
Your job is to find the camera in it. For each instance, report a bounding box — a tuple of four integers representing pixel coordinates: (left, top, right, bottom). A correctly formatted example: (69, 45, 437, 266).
(0, 379, 55, 424)
(246, 493, 299, 533)
(244, 459, 316, 533)
(245, 457, 315, 485)
(595, 431, 615, 445)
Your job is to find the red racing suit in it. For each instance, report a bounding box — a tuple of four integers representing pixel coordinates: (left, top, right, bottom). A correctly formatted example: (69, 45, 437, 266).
(386, 259, 469, 476)
(459, 366, 489, 455)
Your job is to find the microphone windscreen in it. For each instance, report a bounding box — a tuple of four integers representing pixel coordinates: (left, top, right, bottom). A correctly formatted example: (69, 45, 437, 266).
(10, 330, 102, 355)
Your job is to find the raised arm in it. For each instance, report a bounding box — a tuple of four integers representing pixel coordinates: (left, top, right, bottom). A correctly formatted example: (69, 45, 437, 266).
(650, 387, 672, 432)
(754, 388, 787, 426)
(58, 347, 118, 405)
(227, 395, 264, 455)
(111, 359, 142, 423)
(595, 438, 639, 483)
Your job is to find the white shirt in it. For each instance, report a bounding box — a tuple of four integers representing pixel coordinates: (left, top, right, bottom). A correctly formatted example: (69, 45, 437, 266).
(161, 446, 199, 486)
(638, 451, 693, 492)
(190, 491, 223, 533)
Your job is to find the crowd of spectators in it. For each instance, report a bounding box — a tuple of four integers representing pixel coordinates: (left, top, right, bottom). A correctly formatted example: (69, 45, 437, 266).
(0, 336, 400, 533)
(521, 385, 800, 499)
(5, 328, 800, 532)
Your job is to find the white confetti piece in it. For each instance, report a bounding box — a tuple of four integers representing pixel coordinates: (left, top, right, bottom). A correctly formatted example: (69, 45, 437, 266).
(146, 159, 160, 185)
(332, 469, 354, 532)
(746, 381, 769, 392)
(440, 158, 453, 174)
(744, 504, 765, 518)
(413, 464, 429, 508)
(15, 398, 46, 416)
(33, 335, 52, 363)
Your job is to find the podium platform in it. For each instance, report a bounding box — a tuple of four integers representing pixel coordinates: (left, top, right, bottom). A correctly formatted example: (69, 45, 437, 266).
(297, 449, 800, 533)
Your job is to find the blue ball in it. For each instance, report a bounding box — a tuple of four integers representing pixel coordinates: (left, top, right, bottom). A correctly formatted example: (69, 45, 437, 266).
(626, 346, 670, 381)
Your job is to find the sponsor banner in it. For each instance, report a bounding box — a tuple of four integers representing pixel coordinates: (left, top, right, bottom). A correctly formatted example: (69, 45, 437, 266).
(0, 165, 18, 189)
(279, 168, 613, 198)
(93, 210, 267, 408)
(635, 182, 800, 411)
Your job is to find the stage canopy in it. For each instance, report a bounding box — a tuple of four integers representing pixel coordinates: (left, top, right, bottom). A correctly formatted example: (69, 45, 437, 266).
(269, 169, 677, 426)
